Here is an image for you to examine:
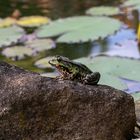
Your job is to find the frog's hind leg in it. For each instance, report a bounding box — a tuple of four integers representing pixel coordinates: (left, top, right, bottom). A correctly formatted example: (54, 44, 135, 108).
(84, 72, 100, 85)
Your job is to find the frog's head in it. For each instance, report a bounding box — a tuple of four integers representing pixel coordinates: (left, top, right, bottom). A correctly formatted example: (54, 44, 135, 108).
(49, 55, 72, 75)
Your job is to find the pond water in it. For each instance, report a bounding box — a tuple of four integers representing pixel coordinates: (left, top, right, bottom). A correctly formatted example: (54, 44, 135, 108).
(0, 0, 140, 73)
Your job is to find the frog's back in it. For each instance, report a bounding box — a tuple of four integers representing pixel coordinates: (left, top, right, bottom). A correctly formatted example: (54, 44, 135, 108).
(73, 61, 93, 74)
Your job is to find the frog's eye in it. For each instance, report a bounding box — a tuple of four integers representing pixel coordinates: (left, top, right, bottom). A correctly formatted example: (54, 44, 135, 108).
(56, 56, 62, 62)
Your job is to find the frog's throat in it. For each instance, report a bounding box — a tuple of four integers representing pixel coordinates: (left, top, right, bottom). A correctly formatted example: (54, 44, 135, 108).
(57, 65, 70, 75)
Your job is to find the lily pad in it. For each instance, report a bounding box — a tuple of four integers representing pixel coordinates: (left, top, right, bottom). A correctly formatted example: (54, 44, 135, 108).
(0, 25, 25, 47)
(26, 39, 56, 52)
(36, 16, 122, 43)
(0, 18, 16, 28)
(34, 57, 54, 68)
(123, 0, 140, 7)
(2, 46, 34, 60)
(122, 0, 140, 10)
(131, 92, 140, 101)
(17, 16, 50, 27)
(99, 74, 127, 90)
(86, 6, 120, 16)
(75, 56, 140, 90)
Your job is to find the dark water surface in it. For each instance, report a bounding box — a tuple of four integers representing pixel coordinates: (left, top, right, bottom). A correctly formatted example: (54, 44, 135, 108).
(0, 0, 122, 18)
(0, 0, 139, 72)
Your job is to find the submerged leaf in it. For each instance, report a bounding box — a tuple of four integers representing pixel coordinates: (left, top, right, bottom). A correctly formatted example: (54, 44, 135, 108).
(0, 25, 25, 47)
(26, 39, 56, 52)
(2, 46, 33, 60)
(86, 6, 120, 16)
(17, 16, 50, 27)
(36, 16, 122, 43)
(34, 57, 54, 68)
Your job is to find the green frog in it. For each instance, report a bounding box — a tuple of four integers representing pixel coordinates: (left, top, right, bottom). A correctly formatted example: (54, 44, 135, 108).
(48, 55, 100, 85)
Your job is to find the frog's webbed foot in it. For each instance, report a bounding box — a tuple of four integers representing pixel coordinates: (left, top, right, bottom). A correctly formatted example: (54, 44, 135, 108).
(83, 72, 100, 85)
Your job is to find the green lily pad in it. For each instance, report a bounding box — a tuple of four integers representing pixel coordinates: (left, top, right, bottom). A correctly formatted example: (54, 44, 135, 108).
(26, 39, 56, 52)
(34, 57, 54, 68)
(2, 46, 33, 60)
(0, 25, 25, 47)
(75, 56, 140, 90)
(123, 0, 140, 7)
(99, 74, 127, 90)
(131, 92, 140, 101)
(86, 6, 120, 16)
(122, 0, 140, 10)
(36, 16, 122, 43)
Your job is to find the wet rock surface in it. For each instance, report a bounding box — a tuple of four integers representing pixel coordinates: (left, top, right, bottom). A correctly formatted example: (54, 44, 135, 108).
(0, 61, 136, 140)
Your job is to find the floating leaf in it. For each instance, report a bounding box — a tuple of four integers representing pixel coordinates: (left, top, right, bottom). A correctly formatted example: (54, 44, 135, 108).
(34, 57, 54, 68)
(26, 39, 56, 52)
(99, 74, 127, 90)
(17, 16, 50, 27)
(0, 18, 16, 28)
(36, 16, 122, 43)
(2, 46, 33, 60)
(123, 0, 140, 7)
(0, 25, 25, 47)
(75, 56, 140, 90)
(86, 6, 120, 16)
(122, 0, 140, 10)
(131, 92, 140, 101)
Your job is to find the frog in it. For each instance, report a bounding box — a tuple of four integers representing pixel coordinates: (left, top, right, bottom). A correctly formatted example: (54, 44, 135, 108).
(48, 55, 100, 85)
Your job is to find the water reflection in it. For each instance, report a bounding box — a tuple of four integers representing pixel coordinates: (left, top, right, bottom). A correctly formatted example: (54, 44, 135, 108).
(0, 0, 122, 18)
(91, 27, 140, 58)
(45, 42, 93, 59)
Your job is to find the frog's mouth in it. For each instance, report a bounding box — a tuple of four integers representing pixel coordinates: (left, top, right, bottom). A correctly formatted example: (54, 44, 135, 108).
(49, 60, 71, 76)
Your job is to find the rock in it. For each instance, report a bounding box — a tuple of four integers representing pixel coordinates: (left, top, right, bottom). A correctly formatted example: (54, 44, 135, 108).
(134, 100, 140, 138)
(135, 100, 140, 123)
(0, 61, 136, 140)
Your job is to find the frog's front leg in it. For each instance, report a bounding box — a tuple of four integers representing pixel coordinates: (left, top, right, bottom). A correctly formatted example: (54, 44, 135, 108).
(58, 73, 77, 80)
(83, 72, 100, 85)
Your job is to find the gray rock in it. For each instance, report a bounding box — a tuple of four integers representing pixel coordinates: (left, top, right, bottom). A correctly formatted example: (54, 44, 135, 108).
(134, 100, 140, 138)
(0, 62, 136, 140)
